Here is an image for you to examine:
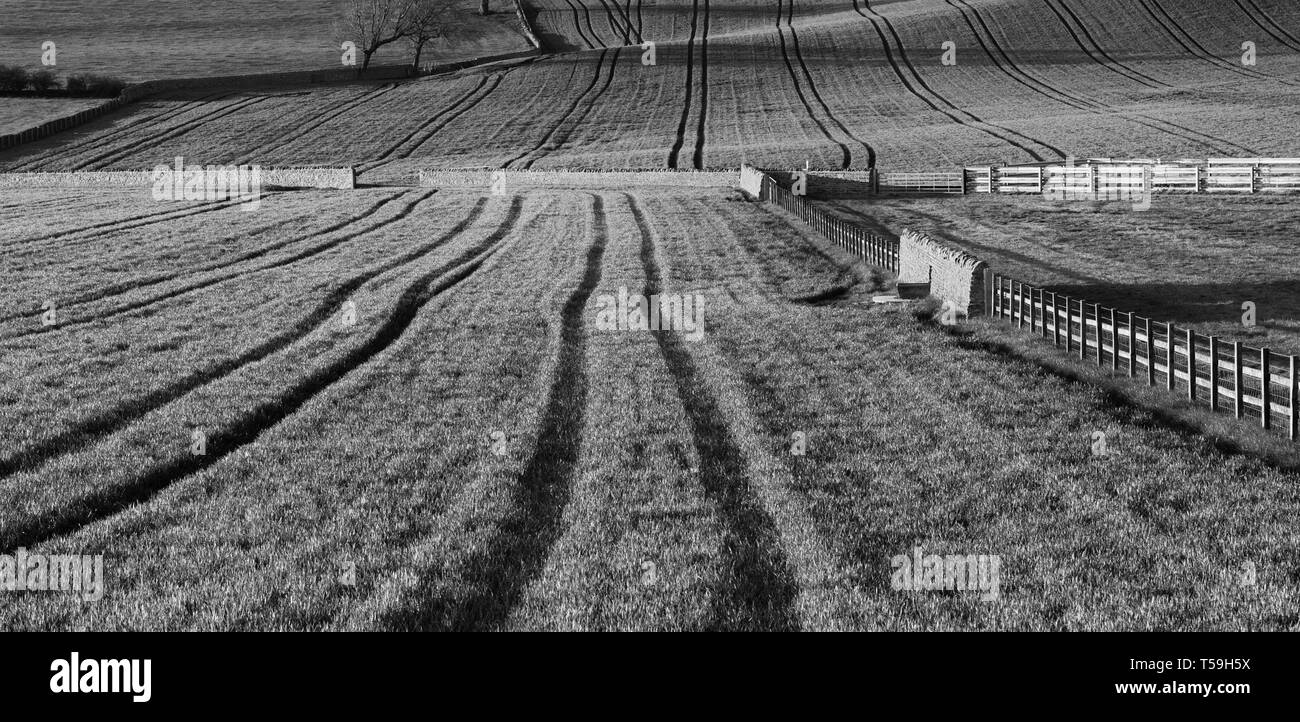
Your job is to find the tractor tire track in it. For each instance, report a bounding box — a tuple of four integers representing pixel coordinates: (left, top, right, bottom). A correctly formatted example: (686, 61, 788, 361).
(70, 95, 273, 171)
(2, 192, 409, 333)
(572, 0, 609, 48)
(1234, 0, 1300, 52)
(0, 196, 512, 554)
(692, 0, 710, 169)
(392, 194, 607, 631)
(7, 93, 231, 172)
(949, 0, 1254, 156)
(0, 192, 497, 530)
(359, 76, 489, 171)
(851, 0, 1060, 161)
(667, 0, 701, 168)
(361, 71, 508, 173)
(232, 83, 399, 166)
(1046, 0, 1165, 89)
(783, 0, 875, 168)
(503, 51, 611, 169)
(562, 0, 599, 49)
(1138, 0, 1300, 87)
(4, 196, 255, 255)
(595, 0, 629, 44)
(629, 194, 800, 631)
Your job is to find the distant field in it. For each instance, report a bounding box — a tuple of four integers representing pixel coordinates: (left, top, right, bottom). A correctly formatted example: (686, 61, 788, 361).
(3, 0, 1299, 179)
(0, 0, 532, 133)
(0, 98, 107, 134)
(815, 193, 1300, 355)
(0, 1, 531, 81)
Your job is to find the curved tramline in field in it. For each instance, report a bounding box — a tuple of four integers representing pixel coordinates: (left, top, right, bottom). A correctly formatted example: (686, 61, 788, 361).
(667, 0, 709, 169)
(3, 92, 233, 172)
(850, 0, 1062, 163)
(1135, 0, 1300, 88)
(942, 0, 1256, 156)
(229, 83, 401, 166)
(0, 192, 414, 336)
(502, 49, 624, 169)
(0, 192, 529, 553)
(777, 0, 876, 169)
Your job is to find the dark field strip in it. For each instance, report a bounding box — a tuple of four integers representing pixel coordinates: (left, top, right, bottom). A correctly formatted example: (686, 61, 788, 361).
(385, 195, 607, 631)
(1137, 0, 1299, 88)
(667, 0, 702, 169)
(631, 194, 800, 630)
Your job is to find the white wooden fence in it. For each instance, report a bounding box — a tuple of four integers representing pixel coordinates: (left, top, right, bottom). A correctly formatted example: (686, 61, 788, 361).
(987, 271, 1299, 440)
(964, 158, 1300, 195)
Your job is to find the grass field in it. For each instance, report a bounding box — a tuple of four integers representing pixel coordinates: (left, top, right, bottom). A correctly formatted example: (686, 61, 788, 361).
(2, 0, 1299, 631)
(2, 185, 1298, 630)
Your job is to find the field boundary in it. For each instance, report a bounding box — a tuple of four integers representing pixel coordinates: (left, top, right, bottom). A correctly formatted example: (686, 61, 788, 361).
(742, 165, 899, 272)
(986, 271, 1299, 441)
(418, 168, 738, 188)
(744, 163, 1300, 441)
(0, 167, 356, 190)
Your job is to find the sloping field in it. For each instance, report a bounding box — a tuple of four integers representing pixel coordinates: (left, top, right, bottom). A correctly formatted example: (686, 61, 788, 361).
(3, 0, 1297, 177)
(2, 186, 1298, 630)
(0, 0, 532, 82)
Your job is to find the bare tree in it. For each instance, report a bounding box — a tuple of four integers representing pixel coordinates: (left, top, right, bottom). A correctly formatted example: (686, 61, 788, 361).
(337, 0, 414, 71)
(403, 0, 469, 70)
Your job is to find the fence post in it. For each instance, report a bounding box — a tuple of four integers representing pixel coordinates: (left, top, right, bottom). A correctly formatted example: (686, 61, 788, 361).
(1064, 296, 1072, 352)
(1234, 342, 1244, 419)
(1051, 292, 1060, 346)
(1017, 282, 1024, 329)
(1290, 354, 1298, 441)
(1262, 348, 1272, 430)
(1111, 308, 1119, 372)
(1166, 323, 1176, 391)
(1211, 336, 1220, 412)
(1095, 305, 1103, 366)
(1079, 301, 1087, 361)
(984, 269, 994, 317)
(1127, 311, 1135, 377)
(1144, 317, 1154, 386)
(1187, 328, 1196, 402)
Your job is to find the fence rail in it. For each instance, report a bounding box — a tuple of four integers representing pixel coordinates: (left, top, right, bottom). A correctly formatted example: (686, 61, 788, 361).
(986, 271, 1299, 440)
(965, 159, 1300, 195)
(757, 173, 899, 273)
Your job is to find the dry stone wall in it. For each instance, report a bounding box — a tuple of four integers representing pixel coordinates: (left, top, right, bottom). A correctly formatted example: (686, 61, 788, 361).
(898, 229, 987, 317)
(0, 167, 354, 190)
